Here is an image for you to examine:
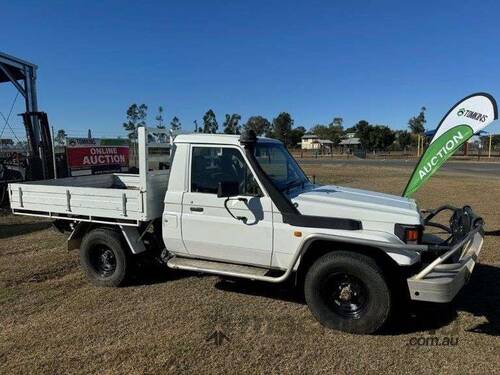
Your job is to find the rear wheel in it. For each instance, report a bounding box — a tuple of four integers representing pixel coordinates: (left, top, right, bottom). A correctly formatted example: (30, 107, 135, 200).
(80, 228, 129, 287)
(304, 251, 391, 334)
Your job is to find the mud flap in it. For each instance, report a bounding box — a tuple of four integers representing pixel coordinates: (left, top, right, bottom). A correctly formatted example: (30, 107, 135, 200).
(67, 222, 91, 251)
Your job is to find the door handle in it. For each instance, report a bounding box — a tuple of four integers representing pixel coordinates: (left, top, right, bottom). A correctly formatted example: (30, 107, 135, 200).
(190, 207, 204, 212)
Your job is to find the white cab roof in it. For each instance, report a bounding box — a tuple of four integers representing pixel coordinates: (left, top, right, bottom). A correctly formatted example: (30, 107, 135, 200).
(174, 133, 281, 146)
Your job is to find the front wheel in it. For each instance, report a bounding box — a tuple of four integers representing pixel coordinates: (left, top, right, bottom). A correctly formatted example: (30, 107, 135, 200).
(304, 251, 391, 334)
(80, 228, 130, 287)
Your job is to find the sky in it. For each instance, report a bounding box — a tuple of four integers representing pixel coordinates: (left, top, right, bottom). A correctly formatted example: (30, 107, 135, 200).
(1, 0, 500, 139)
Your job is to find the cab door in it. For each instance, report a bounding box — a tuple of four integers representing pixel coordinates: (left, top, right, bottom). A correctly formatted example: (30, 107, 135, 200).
(181, 144, 273, 267)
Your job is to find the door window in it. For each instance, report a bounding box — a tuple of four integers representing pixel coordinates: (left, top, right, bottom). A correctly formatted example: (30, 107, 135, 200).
(190, 146, 261, 196)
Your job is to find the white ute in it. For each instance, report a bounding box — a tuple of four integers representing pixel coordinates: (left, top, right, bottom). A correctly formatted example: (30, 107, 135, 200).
(8, 127, 485, 334)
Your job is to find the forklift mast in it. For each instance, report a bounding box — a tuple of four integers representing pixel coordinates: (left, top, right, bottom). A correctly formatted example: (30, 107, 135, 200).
(0, 51, 54, 180)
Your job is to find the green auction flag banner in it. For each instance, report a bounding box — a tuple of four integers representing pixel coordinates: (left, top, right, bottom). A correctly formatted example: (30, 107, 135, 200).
(403, 93, 497, 197)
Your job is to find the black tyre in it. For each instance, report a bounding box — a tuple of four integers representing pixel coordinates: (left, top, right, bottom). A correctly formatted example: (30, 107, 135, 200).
(304, 251, 391, 334)
(80, 228, 129, 287)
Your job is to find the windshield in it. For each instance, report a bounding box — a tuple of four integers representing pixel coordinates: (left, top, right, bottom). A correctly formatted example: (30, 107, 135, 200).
(254, 142, 309, 191)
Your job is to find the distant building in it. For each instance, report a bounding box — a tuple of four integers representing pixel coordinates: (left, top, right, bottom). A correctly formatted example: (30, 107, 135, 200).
(0, 138, 26, 160)
(300, 135, 334, 153)
(339, 137, 361, 153)
(301, 134, 320, 150)
(318, 139, 334, 153)
(0, 138, 14, 146)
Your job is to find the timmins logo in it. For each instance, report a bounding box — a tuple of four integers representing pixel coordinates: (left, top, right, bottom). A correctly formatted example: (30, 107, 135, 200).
(457, 107, 488, 122)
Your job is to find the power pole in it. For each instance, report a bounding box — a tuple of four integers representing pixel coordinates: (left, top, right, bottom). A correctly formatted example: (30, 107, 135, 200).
(416, 134, 421, 157)
(489, 133, 492, 158)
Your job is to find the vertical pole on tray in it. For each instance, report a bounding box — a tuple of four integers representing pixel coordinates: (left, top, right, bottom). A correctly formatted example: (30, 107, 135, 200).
(51, 126, 57, 179)
(138, 127, 147, 193)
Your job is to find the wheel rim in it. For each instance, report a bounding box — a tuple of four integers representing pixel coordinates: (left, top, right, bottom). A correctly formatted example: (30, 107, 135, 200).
(89, 246, 117, 277)
(322, 273, 368, 319)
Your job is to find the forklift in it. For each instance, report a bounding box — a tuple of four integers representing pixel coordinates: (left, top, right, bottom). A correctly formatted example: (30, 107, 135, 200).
(0, 52, 54, 204)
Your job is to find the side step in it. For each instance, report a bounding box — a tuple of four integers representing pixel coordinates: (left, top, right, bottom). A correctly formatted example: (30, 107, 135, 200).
(167, 257, 278, 280)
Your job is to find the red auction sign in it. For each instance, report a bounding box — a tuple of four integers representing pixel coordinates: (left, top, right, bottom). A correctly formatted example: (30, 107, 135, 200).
(67, 146, 129, 170)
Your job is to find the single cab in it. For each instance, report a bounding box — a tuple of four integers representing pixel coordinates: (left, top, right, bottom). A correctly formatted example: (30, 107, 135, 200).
(8, 127, 485, 334)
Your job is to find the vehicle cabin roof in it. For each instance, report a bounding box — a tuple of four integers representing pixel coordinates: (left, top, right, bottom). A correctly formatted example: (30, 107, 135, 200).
(174, 133, 282, 146)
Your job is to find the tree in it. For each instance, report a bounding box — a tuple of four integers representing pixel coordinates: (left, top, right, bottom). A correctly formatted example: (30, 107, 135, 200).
(272, 112, 294, 145)
(310, 122, 343, 145)
(480, 134, 500, 154)
(202, 109, 218, 133)
(289, 126, 306, 147)
(397, 130, 412, 151)
(311, 125, 328, 139)
(243, 116, 271, 136)
(492, 134, 500, 147)
(223, 113, 242, 134)
(123, 104, 148, 139)
(344, 126, 357, 134)
(480, 134, 500, 147)
(353, 120, 371, 150)
(155, 106, 165, 129)
(408, 106, 426, 134)
(370, 125, 396, 151)
(55, 129, 67, 145)
(353, 120, 395, 151)
(332, 117, 343, 127)
(328, 123, 343, 145)
(264, 126, 275, 138)
(170, 116, 182, 132)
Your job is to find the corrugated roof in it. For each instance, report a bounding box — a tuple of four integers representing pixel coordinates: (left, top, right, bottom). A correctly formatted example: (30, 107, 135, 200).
(339, 138, 361, 145)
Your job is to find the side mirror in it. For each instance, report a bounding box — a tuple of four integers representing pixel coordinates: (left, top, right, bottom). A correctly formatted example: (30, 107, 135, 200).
(217, 181, 240, 198)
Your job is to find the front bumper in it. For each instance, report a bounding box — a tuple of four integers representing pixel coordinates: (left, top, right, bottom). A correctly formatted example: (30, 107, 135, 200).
(407, 205, 484, 303)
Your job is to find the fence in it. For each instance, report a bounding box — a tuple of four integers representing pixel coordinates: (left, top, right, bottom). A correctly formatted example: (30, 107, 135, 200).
(289, 140, 500, 161)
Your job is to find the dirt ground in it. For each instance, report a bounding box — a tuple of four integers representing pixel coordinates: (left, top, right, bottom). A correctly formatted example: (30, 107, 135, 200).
(1, 164, 499, 375)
